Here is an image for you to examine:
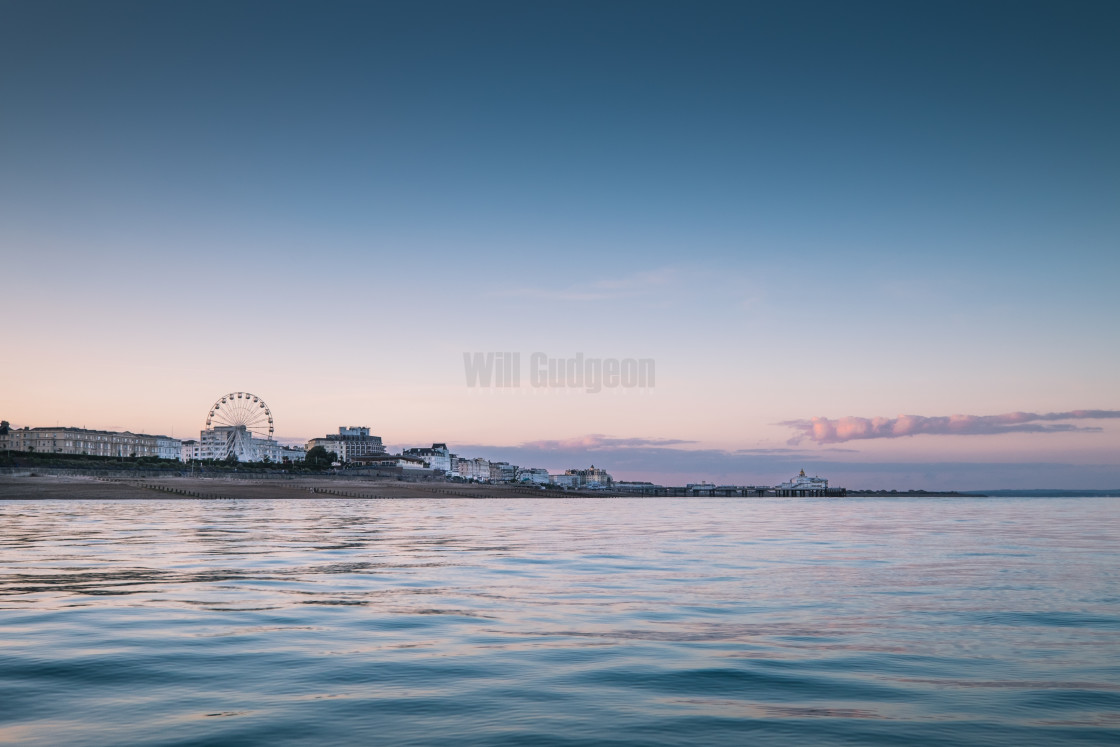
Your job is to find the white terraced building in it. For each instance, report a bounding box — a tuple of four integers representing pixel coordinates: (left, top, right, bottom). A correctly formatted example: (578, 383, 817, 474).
(517, 467, 551, 485)
(181, 439, 202, 461)
(1, 426, 181, 459)
(182, 437, 302, 463)
(489, 461, 518, 482)
(457, 457, 490, 481)
(403, 443, 452, 473)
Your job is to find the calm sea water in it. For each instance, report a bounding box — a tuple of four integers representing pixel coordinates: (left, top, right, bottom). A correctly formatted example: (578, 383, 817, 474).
(1, 496, 1118, 746)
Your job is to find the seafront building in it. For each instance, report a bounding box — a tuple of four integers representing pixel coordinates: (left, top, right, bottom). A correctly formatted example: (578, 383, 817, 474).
(197, 426, 292, 462)
(279, 445, 306, 462)
(447, 458, 524, 483)
(517, 467, 551, 485)
(181, 439, 201, 461)
(0, 424, 303, 464)
(155, 436, 180, 459)
(550, 473, 579, 488)
(561, 465, 614, 488)
(403, 443, 452, 473)
(615, 481, 659, 493)
(1, 426, 181, 459)
(307, 427, 386, 463)
(200, 426, 256, 461)
(350, 453, 428, 470)
(178, 433, 303, 462)
(458, 457, 490, 481)
(489, 461, 518, 482)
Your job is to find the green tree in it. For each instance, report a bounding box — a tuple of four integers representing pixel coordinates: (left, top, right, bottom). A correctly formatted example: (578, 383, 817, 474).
(304, 446, 337, 469)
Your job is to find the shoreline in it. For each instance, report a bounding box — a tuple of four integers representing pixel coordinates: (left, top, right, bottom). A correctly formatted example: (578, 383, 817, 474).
(0, 474, 995, 500)
(0, 474, 557, 500)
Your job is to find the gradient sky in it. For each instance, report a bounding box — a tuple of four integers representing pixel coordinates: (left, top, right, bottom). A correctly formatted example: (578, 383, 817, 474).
(2, 1, 1118, 489)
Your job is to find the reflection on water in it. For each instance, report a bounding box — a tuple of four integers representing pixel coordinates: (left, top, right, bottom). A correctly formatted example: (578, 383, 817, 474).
(2, 496, 1119, 746)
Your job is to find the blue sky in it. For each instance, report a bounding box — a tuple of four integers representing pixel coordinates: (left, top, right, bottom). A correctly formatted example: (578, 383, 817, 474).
(2, 1, 1118, 488)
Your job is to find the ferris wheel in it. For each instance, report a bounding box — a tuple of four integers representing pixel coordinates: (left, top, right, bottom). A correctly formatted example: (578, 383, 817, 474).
(205, 392, 274, 438)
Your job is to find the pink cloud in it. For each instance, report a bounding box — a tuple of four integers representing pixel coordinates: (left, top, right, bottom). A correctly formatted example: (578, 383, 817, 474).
(781, 410, 1120, 445)
(519, 434, 696, 450)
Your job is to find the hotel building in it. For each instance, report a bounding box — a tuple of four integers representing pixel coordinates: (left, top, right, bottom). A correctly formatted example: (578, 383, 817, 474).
(307, 427, 386, 463)
(2, 426, 181, 459)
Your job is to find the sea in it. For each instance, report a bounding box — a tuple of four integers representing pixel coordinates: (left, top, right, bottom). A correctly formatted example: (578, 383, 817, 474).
(1, 496, 1118, 746)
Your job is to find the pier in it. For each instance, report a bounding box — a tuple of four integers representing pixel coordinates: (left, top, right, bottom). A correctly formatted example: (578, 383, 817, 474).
(611, 469, 845, 497)
(612, 484, 846, 498)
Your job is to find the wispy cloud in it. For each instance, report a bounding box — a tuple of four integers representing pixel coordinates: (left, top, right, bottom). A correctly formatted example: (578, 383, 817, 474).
(447, 433, 1120, 490)
(519, 434, 697, 450)
(452, 436, 802, 484)
(780, 410, 1120, 445)
(494, 268, 678, 301)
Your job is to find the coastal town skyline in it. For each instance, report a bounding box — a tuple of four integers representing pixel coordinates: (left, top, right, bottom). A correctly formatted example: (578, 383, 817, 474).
(3, 2, 1118, 490)
(4, 396, 1118, 491)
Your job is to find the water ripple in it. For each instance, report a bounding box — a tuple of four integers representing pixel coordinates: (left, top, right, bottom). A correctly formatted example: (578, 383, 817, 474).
(1, 495, 1119, 745)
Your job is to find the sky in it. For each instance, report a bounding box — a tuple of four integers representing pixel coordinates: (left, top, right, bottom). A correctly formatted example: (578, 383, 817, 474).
(2, 0, 1118, 489)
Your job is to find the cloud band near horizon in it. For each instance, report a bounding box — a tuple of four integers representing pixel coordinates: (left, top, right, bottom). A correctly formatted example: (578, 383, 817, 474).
(438, 434, 1120, 491)
(780, 410, 1120, 445)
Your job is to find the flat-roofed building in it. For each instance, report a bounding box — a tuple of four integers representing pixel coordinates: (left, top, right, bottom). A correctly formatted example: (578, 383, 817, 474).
(457, 457, 490, 481)
(489, 461, 518, 482)
(615, 481, 661, 494)
(181, 439, 201, 461)
(350, 454, 428, 470)
(550, 473, 579, 488)
(564, 465, 613, 487)
(279, 445, 305, 462)
(307, 426, 385, 463)
(517, 467, 551, 485)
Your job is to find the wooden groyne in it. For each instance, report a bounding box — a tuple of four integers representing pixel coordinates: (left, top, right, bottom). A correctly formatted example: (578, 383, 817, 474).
(96, 477, 236, 501)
